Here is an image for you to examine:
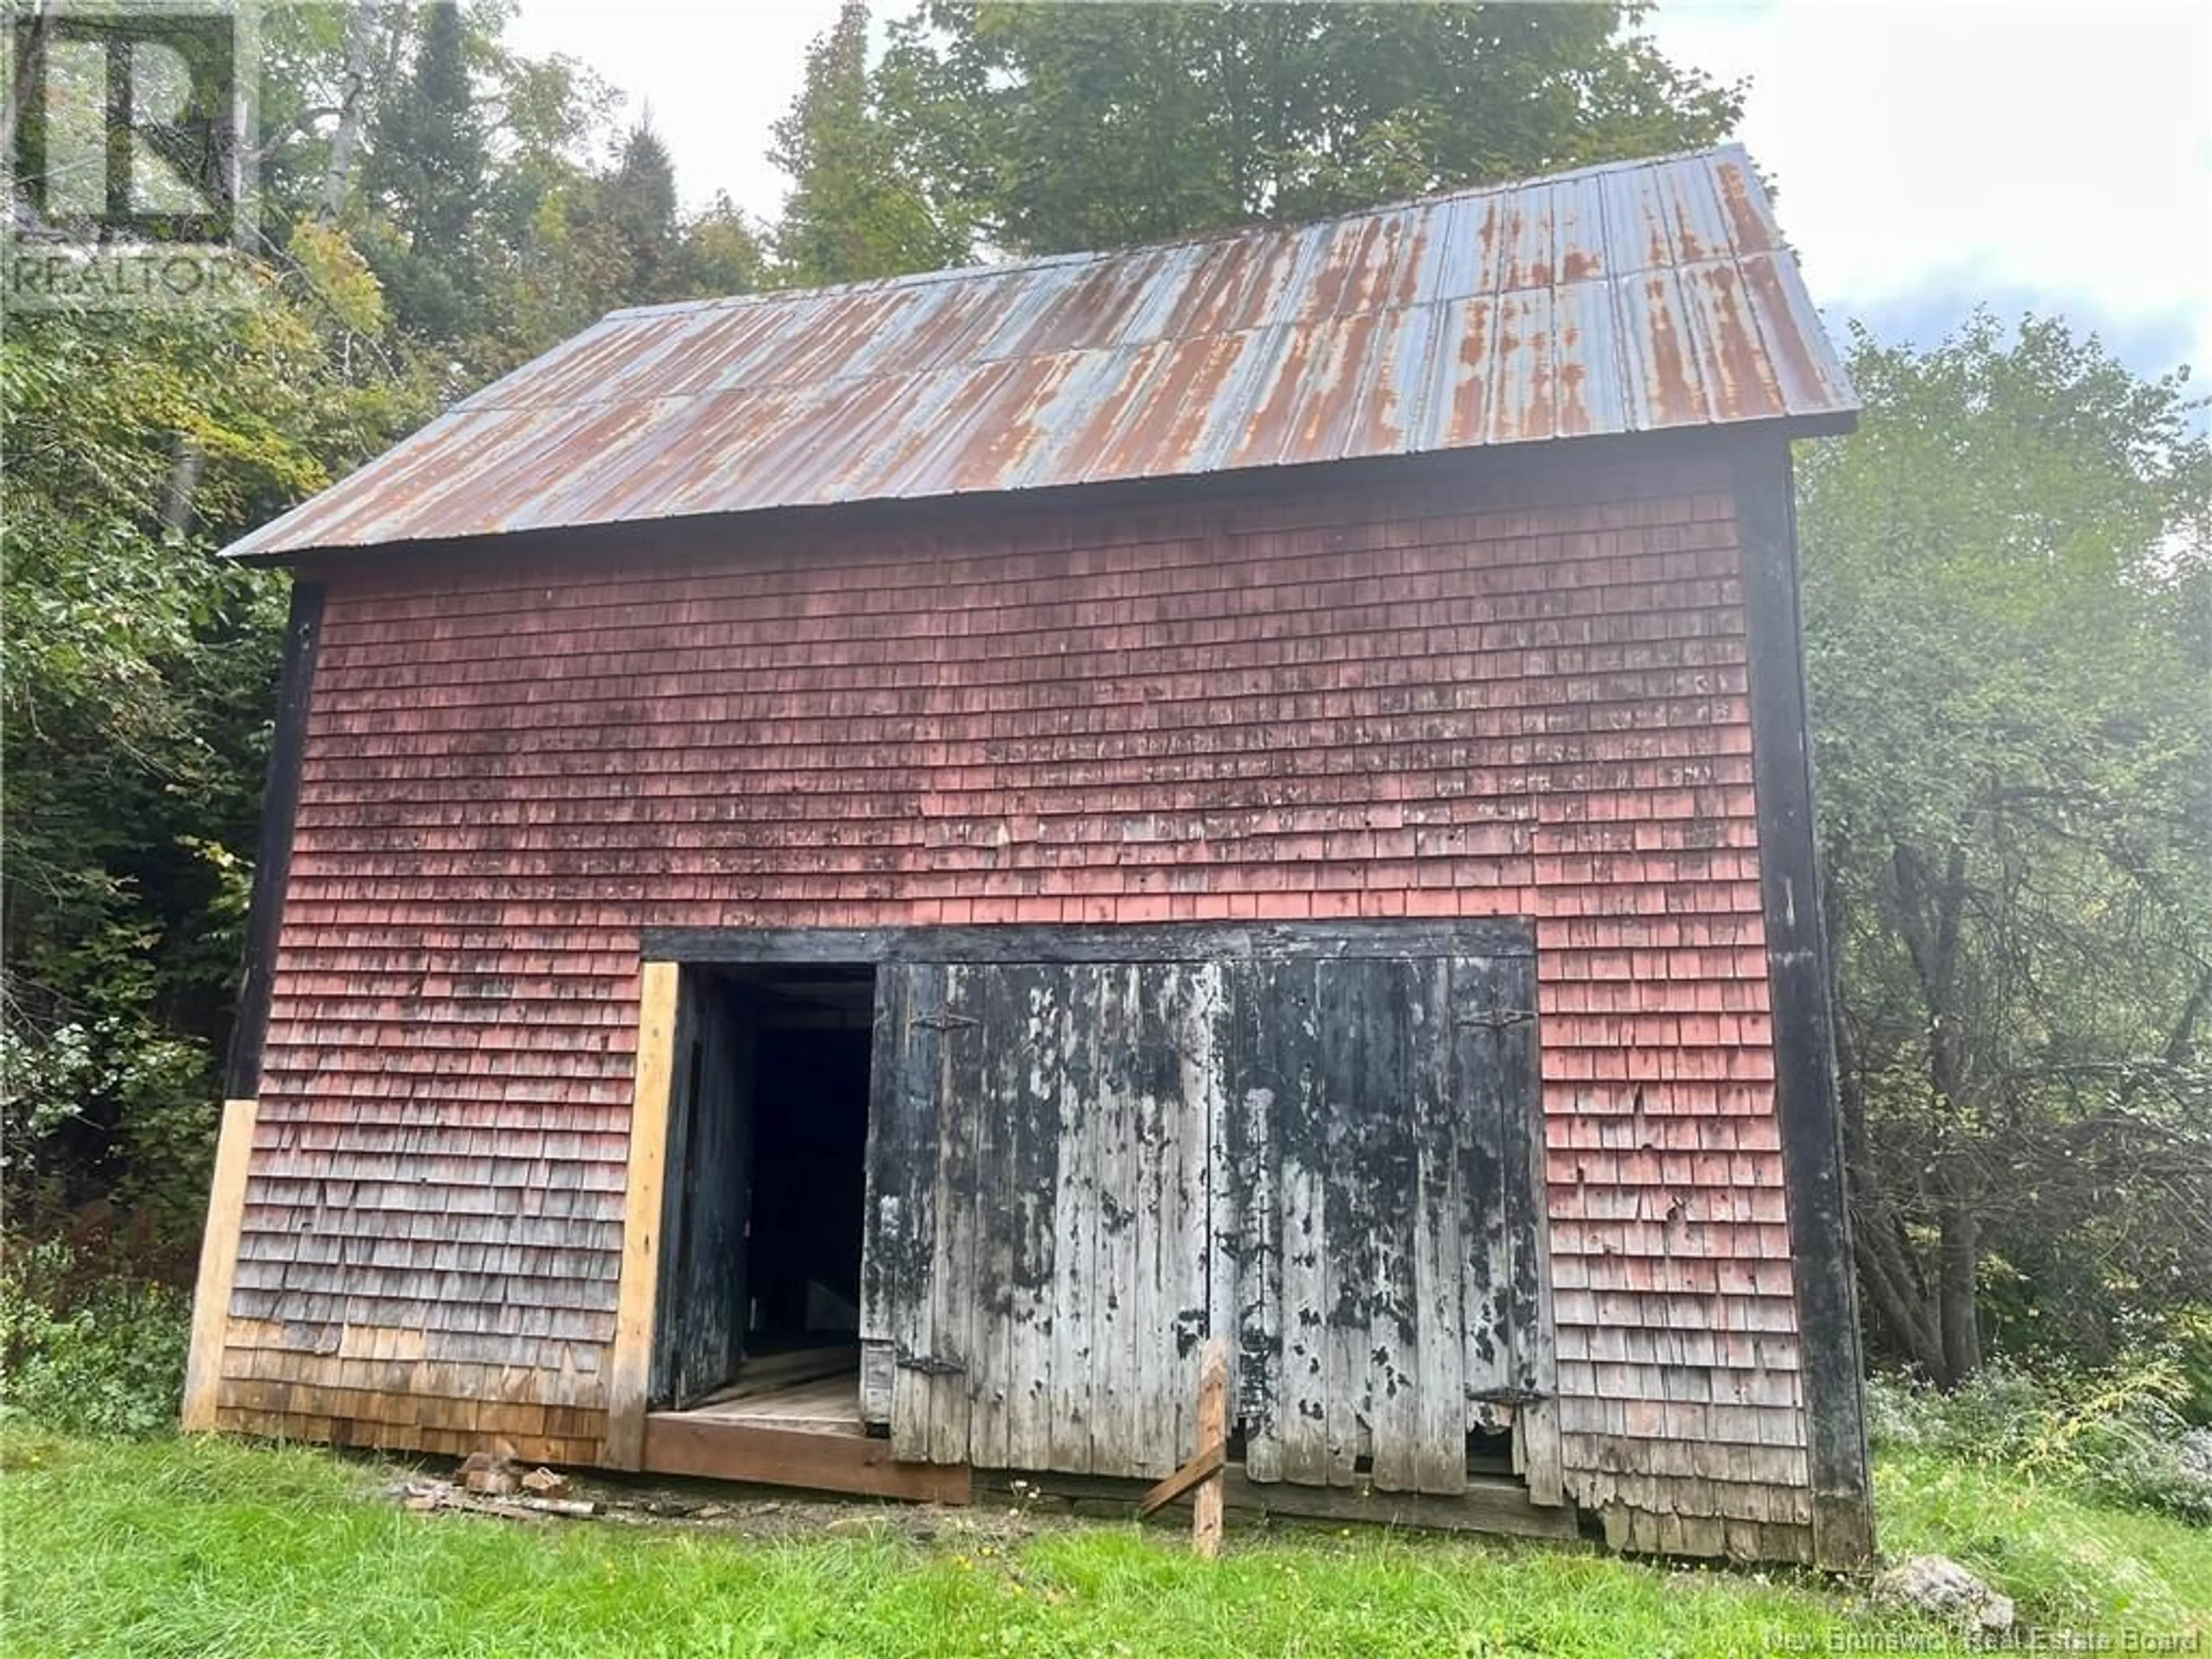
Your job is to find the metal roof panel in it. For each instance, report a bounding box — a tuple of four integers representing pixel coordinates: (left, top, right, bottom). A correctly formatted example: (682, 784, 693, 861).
(224, 146, 1858, 561)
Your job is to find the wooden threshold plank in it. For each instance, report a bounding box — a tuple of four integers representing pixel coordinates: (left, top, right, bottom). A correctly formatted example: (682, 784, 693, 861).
(685, 1359, 860, 1412)
(662, 1405, 857, 1434)
(976, 1467, 1578, 1541)
(690, 1373, 863, 1435)
(641, 1414, 970, 1506)
(1221, 1471, 1578, 1540)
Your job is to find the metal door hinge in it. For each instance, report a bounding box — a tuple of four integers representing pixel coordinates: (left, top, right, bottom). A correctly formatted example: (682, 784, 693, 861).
(1468, 1384, 1550, 1407)
(1455, 1008, 1535, 1031)
(911, 1010, 980, 1033)
(895, 1350, 967, 1376)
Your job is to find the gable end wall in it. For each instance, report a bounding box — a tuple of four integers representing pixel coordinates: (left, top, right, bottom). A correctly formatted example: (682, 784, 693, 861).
(213, 444, 1831, 1560)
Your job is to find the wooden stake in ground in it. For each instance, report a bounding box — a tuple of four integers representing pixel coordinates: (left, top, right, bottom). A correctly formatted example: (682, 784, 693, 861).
(1192, 1339, 1227, 1556)
(1137, 1338, 1229, 1557)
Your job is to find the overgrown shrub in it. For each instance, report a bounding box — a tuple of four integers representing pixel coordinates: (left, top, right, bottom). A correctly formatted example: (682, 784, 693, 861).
(0, 1237, 190, 1438)
(2162, 1305, 2212, 1425)
(1868, 1356, 2212, 1524)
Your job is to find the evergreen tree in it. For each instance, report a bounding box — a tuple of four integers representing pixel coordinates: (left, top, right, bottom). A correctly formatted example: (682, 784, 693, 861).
(608, 119, 683, 303)
(361, 1, 488, 347)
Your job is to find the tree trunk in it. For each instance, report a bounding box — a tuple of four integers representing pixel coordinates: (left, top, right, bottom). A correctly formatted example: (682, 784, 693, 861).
(1854, 1210, 1946, 1376)
(1827, 862, 1948, 1374)
(2, 5, 56, 163)
(317, 1, 382, 222)
(1936, 1194, 1982, 1386)
(1888, 832, 1987, 1386)
(1838, 1015, 1946, 1371)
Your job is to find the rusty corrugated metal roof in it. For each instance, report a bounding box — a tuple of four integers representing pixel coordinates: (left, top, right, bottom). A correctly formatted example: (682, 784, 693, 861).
(226, 146, 1857, 561)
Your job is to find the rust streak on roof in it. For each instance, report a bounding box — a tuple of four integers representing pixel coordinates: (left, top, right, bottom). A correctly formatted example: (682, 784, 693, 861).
(225, 145, 1858, 562)
(1714, 155, 1778, 255)
(1641, 275, 1701, 428)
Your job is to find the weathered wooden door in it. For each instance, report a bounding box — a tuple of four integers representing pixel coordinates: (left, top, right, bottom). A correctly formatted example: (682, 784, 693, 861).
(651, 974, 757, 1410)
(1219, 950, 1559, 1500)
(858, 927, 1556, 1499)
(861, 960, 1219, 1477)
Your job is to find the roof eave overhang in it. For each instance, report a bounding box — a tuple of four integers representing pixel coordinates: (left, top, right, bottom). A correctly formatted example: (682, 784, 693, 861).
(224, 412, 1860, 570)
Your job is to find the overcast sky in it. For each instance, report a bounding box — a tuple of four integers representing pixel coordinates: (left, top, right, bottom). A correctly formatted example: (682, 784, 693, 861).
(505, 1, 2212, 383)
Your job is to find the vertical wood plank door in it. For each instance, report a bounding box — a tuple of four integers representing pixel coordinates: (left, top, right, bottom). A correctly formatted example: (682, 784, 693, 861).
(866, 961, 1222, 1478)
(1225, 952, 1550, 1497)
(652, 976, 756, 1410)
(858, 931, 1553, 1499)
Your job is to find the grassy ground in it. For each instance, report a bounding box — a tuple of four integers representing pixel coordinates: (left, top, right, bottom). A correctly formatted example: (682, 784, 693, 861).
(1876, 1450, 2211, 1635)
(1, 1431, 2205, 1659)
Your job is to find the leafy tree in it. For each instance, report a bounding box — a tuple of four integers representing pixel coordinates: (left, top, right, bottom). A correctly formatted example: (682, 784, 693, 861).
(1799, 316, 2212, 1386)
(476, 41, 634, 357)
(771, 0, 971, 285)
(681, 193, 771, 298)
(873, 1, 1743, 258)
(234, 1, 394, 236)
(1, 0, 749, 1267)
(1, 287, 427, 1243)
(233, 2, 367, 240)
(495, 134, 767, 354)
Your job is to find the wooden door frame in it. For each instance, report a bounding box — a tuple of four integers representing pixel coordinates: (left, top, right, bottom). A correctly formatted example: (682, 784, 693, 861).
(605, 961, 680, 1469)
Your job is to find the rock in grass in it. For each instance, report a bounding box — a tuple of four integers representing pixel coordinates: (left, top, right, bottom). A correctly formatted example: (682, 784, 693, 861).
(1872, 1554, 2015, 1633)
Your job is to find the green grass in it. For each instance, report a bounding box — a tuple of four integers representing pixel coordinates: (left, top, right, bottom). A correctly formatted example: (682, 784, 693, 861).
(1877, 1450, 2211, 1635)
(1, 1431, 2205, 1659)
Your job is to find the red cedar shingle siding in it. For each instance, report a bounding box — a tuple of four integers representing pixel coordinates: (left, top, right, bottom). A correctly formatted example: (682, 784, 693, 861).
(225, 447, 1810, 1542)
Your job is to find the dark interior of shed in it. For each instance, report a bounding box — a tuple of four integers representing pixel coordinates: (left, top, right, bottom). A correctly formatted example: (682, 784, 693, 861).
(744, 1015, 871, 1347)
(657, 963, 875, 1419)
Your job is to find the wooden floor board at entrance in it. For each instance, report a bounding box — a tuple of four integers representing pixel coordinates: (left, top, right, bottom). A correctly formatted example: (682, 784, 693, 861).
(684, 1346, 859, 1411)
(683, 1372, 862, 1436)
(641, 1412, 969, 1505)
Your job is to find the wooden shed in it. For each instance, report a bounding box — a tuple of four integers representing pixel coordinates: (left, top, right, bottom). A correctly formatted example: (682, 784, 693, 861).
(184, 145, 1873, 1566)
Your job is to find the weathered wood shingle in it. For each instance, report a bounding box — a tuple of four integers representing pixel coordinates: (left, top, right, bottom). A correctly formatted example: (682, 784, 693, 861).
(224, 446, 1812, 1553)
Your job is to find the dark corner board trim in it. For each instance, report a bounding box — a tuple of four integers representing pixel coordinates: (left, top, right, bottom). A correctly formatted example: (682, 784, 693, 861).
(641, 919, 1536, 968)
(222, 579, 324, 1100)
(1734, 435, 1874, 1570)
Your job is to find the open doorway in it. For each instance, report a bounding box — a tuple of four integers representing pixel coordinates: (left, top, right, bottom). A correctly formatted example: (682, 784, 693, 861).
(652, 963, 875, 1425)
